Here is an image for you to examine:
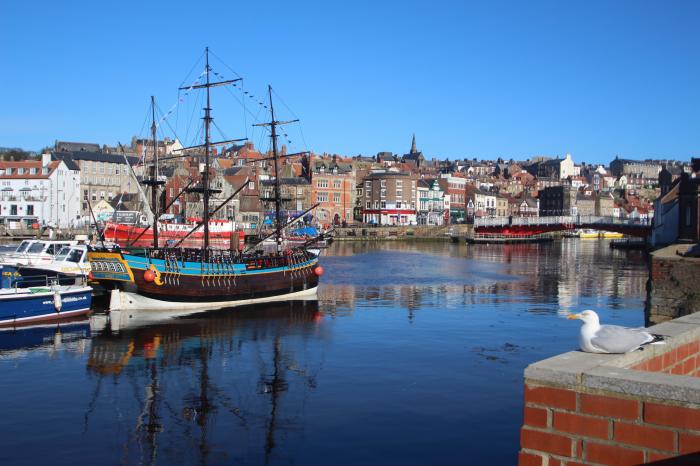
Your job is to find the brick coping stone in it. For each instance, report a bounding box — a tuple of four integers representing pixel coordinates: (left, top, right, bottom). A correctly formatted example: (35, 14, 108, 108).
(524, 312, 700, 404)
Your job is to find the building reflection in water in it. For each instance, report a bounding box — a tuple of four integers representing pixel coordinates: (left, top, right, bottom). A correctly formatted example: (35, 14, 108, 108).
(84, 300, 324, 466)
(319, 239, 648, 320)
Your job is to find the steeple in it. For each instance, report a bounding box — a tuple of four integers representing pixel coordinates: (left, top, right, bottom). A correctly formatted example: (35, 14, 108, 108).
(410, 133, 417, 154)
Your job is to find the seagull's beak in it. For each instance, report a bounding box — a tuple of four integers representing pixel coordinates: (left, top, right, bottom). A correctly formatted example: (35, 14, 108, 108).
(567, 314, 580, 320)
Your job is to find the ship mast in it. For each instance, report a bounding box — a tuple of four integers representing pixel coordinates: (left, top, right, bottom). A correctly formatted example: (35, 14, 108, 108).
(268, 86, 283, 253)
(203, 48, 212, 253)
(255, 86, 299, 254)
(141, 96, 165, 249)
(174, 47, 246, 257)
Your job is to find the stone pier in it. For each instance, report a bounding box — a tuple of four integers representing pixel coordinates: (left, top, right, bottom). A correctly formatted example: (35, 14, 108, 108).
(646, 244, 700, 325)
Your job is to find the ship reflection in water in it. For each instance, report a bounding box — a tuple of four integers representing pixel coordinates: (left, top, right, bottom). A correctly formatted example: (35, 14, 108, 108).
(0, 240, 648, 466)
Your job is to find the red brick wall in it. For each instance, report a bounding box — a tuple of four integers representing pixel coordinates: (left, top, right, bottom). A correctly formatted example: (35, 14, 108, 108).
(520, 383, 700, 465)
(630, 341, 700, 377)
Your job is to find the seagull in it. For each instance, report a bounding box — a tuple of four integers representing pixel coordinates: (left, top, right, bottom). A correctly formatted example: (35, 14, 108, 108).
(567, 310, 663, 354)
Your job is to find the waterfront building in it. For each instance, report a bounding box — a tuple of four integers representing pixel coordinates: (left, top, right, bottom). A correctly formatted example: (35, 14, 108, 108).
(361, 170, 418, 225)
(0, 153, 81, 228)
(311, 157, 355, 226)
(678, 172, 700, 242)
(465, 185, 497, 220)
(575, 192, 595, 216)
(438, 174, 466, 223)
(416, 179, 447, 225)
(514, 195, 539, 217)
(495, 194, 509, 217)
(538, 185, 578, 216)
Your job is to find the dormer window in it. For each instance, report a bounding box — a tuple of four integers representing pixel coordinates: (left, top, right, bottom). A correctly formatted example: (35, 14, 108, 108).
(30, 168, 37, 175)
(17, 168, 25, 175)
(6, 168, 13, 175)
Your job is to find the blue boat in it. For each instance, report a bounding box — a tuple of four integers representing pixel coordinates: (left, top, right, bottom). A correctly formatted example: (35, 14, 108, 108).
(0, 285, 92, 328)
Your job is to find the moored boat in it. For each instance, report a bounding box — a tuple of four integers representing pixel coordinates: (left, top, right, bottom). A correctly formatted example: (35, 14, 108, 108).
(103, 218, 245, 249)
(87, 48, 324, 311)
(4, 245, 91, 288)
(579, 229, 600, 239)
(0, 285, 93, 327)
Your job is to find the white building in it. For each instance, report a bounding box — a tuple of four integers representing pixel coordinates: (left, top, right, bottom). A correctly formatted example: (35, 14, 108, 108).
(417, 180, 447, 225)
(559, 153, 580, 179)
(0, 154, 81, 228)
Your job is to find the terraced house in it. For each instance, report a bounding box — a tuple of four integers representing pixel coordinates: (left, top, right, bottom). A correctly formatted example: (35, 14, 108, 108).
(310, 157, 355, 226)
(362, 170, 418, 226)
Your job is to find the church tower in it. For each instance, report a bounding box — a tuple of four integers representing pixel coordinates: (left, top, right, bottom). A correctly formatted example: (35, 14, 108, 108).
(410, 133, 417, 154)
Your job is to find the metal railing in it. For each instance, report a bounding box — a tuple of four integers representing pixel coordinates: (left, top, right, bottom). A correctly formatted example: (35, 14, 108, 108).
(475, 215, 651, 228)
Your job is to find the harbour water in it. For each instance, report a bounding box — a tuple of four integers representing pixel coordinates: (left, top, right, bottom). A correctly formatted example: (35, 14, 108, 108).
(0, 239, 648, 465)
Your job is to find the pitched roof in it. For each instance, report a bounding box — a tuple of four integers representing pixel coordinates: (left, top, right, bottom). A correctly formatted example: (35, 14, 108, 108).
(0, 160, 61, 179)
(55, 141, 101, 152)
(53, 151, 139, 166)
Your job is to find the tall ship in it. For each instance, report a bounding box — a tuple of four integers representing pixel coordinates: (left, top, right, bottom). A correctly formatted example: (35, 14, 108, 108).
(87, 48, 323, 311)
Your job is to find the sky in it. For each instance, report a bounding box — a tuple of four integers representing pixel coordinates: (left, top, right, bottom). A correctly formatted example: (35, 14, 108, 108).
(1, 0, 699, 165)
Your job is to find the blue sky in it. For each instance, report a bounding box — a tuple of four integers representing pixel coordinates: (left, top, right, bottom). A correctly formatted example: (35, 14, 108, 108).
(1, 0, 698, 164)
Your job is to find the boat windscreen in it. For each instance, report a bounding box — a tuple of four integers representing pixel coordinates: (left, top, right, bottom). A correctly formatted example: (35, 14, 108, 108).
(27, 243, 46, 254)
(65, 249, 83, 263)
(15, 240, 32, 253)
(54, 247, 71, 261)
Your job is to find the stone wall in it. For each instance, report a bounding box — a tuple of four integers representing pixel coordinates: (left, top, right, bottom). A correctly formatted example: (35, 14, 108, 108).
(332, 224, 471, 240)
(519, 314, 700, 465)
(646, 244, 700, 325)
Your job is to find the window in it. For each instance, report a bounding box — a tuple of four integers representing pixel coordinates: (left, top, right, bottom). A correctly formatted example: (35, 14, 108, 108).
(366, 201, 371, 208)
(380, 189, 386, 198)
(380, 180, 386, 187)
(248, 181, 255, 190)
(365, 181, 371, 189)
(397, 201, 402, 208)
(17, 168, 25, 175)
(83, 190, 88, 200)
(317, 179, 328, 188)
(380, 201, 386, 208)
(333, 180, 341, 189)
(100, 191, 105, 200)
(333, 193, 341, 203)
(91, 193, 97, 201)
(10, 205, 17, 215)
(6, 168, 12, 175)
(30, 168, 37, 175)
(317, 192, 329, 202)
(26, 205, 34, 216)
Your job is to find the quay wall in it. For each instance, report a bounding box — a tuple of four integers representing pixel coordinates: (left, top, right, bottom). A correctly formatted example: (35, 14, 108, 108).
(331, 224, 471, 241)
(646, 244, 700, 325)
(519, 314, 700, 465)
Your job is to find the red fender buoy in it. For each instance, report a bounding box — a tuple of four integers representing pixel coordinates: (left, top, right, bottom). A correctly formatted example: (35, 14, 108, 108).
(313, 265, 324, 277)
(144, 269, 155, 282)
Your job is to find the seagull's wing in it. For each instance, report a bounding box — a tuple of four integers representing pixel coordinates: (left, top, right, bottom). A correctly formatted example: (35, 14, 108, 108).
(590, 325, 654, 354)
